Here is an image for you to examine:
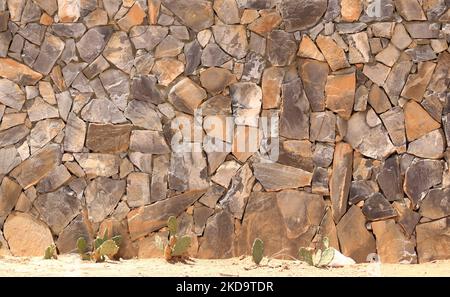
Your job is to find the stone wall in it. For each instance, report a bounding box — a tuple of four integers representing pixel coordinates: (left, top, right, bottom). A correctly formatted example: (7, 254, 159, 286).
(0, 0, 449, 264)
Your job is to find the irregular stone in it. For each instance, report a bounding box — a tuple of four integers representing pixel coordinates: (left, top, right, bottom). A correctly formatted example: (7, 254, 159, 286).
(57, 0, 80, 22)
(151, 154, 169, 202)
(316, 35, 350, 71)
(130, 130, 170, 154)
(155, 35, 184, 58)
(395, 0, 426, 21)
(34, 187, 80, 234)
(162, 0, 214, 31)
(337, 205, 376, 263)
(184, 40, 202, 75)
(201, 43, 232, 67)
(248, 10, 281, 35)
(64, 113, 86, 153)
(368, 84, 391, 114)
(407, 129, 445, 159)
(363, 63, 391, 86)
(404, 159, 443, 206)
(266, 30, 297, 67)
(103, 32, 134, 74)
(169, 145, 209, 192)
(392, 201, 421, 237)
(280, 78, 310, 139)
(0, 147, 21, 176)
(211, 161, 241, 188)
(117, 2, 145, 32)
(10, 144, 61, 189)
(311, 167, 329, 195)
(127, 172, 151, 208)
(103, 0, 121, 18)
(416, 218, 450, 263)
(212, 25, 248, 59)
(262, 66, 284, 109)
(84, 9, 108, 28)
(0, 177, 22, 223)
(362, 193, 397, 221)
(279, 0, 328, 32)
(127, 190, 206, 240)
(0, 125, 29, 148)
(310, 111, 336, 143)
(168, 78, 206, 115)
(325, 72, 355, 120)
(33, 34, 65, 75)
(420, 189, 450, 220)
(56, 214, 93, 254)
(298, 59, 328, 112)
(297, 35, 325, 61)
(348, 32, 370, 64)
(81, 98, 127, 124)
(404, 100, 440, 141)
(86, 123, 132, 153)
(0, 79, 25, 110)
(278, 140, 314, 172)
(152, 58, 184, 86)
(36, 165, 71, 193)
(52, 23, 86, 38)
(213, 0, 240, 24)
(83, 55, 110, 79)
(18, 23, 46, 45)
(372, 219, 417, 263)
(345, 111, 396, 160)
(220, 163, 255, 219)
(130, 26, 168, 51)
(230, 82, 262, 127)
(383, 53, 413, 105)
(28, 97, 60, 122)
(241, 52, 265, 83)
(349, 180, 377, 204)
(253, 162, 312, 191)
(130, 75, 163, 105)
(391, 23, 413, 50)
(376, 155, 403, 201)
(404, 22, 440, 39)
(98, 69, 129, 110)
(4, 212, 53, 257)
(73, 153, 120, 178)
(0, 113, 27, 131)
(125, 100, 162, 131)
(200, 67, 235, 95)
(30, 119, 65, 152)
(197, 210, 234, 258)
(341, 0, 362, 22)
(401, 61, 436, 102)
(76, 27, 113, 63)
(85, 177, 125, 223)
(0, 57, 43, 84)
(375, 43, 400, 67)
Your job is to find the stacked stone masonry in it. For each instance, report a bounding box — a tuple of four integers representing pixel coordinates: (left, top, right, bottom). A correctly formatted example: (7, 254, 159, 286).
(0, 0, 449, 264)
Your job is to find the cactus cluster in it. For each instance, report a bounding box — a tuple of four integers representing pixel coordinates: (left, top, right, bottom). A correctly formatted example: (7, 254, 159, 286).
(252, 238, 264, 265)
(76, 229, 122, 263)
(155, 216, 192, 261)
(299, 237, 335, 268)
(43, 244, 57, 260)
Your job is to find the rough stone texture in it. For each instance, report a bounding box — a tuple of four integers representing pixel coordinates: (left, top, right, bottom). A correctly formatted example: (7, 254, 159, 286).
(0, 0, 448, 263)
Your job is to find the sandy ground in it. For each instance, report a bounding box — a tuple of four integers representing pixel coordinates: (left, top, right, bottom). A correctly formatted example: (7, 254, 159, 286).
(0, 255, 449, 277)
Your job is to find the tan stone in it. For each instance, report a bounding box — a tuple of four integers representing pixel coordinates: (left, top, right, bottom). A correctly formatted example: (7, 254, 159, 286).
(341, 0, 362, 22)
(253, 162, 313, 192)
(262, 67, 284, 109)
(148, 0, 161, 25)
(416, 218, 450, 263)
(0, 58, 43, 85)
(86, 123, 132, 153)
(117, 2, 145, 32)
(297, 35, 325, 61)
(401, 61, 436, 102)
(0, 177, 22, 223)
(200, 67, 235, 95)
(73, 153, 120, 178)
(248, 10, 282, 35)
(152, 58, 184, 86)
(316, 35, 350, 71)
(325, 72, 356, 120)
(57, 0, 80, 22)
(169, 78, 207, 115)
(404, 100, 440, 141)
(330, 142, 353, 223)
(4, 212, 54, 257)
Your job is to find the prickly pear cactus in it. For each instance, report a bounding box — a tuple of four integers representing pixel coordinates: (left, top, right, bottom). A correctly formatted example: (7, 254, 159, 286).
(252, 238, 264, 265)
(44, 244, 57, 260)
(172, 235, 191, 257)
(98, 239, 120, 259)
(317, 248, 335, 267)
(298, 247, 314, 266)
(168, 216, 178, 236)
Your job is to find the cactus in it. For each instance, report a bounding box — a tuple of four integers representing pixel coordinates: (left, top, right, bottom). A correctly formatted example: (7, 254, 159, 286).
(44, 244, 57, 260)
(157, 216, 192, 261)
(76, 229, 122, 262)
(252, 238, 264, 265)
(298, 237, 335, 268)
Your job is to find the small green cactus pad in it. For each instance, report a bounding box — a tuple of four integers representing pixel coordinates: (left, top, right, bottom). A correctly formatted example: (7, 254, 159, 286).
(317, 248, 335, 267)
(44, 244, 57, 259)
(111, 235, 122, 247)
(168, 216, 178, 236)
(172, 235, 191, 256)
(98, 240, 120, 259)
(312, 249, 322, 266)
(298, 247, 314, 266)
(252, 238, 264, 265)
(322, 237, 330, 249)
(77, 237, 87, 254)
